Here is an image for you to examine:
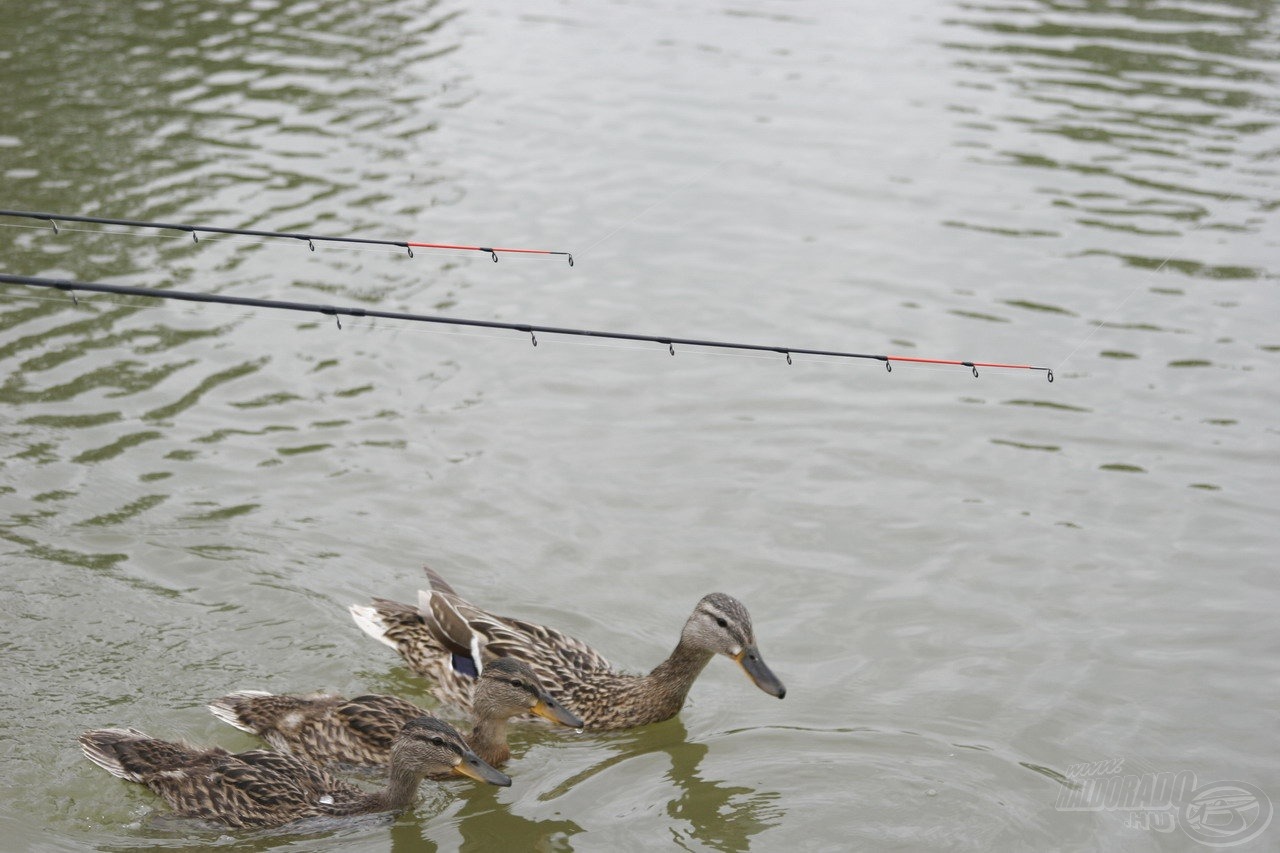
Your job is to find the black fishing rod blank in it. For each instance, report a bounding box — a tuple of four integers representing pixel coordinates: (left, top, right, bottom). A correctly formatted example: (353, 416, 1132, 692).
(0, 274, 1054, 380)
(0, 208, 573, 265)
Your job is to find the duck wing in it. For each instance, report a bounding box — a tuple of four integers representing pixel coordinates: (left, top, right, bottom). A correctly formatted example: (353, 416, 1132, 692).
(424, 588, 616, 697)
(335, 694, 425, 755)
(176, 749, 360, 827)
(229, 749, 337, 796)
(423, 565, 461, 597)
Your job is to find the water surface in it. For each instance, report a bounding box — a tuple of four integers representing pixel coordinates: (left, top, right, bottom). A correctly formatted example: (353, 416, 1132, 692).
(1, 0, 1277, 850)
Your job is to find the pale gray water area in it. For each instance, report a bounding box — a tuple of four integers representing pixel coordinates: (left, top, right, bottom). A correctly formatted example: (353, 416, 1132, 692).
(1, 0, 1278, 850)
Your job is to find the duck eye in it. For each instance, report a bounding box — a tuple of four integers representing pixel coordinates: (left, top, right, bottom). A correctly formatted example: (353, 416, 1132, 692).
(715, 617, 728, 628)
(431, 737, 444, 746)
(511, 679, 525, 689)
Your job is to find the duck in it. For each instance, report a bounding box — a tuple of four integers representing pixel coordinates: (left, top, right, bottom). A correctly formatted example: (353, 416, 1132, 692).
(79, 714, 510, 829)
(207, 657, 583, 770)
(349, 567, 785, 731)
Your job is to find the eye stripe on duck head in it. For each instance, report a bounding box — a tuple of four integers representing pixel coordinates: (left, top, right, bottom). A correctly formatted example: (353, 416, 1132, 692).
(400, 716, 467, 754)
(481, 657, 540, 695)
(697, 593, 754, 646)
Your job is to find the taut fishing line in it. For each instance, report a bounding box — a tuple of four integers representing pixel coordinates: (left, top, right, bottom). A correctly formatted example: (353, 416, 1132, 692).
(1052, 257, 1170, 373)
(1052, 191, 1251, 373)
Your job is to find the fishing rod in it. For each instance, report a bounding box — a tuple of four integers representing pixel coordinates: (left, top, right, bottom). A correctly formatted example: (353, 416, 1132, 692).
(0, 274, 1054, 380)
(0, 208, 574, 265)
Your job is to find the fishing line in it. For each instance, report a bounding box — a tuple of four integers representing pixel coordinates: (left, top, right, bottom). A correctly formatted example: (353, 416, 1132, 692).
(1052, 189, 1256, 373)
(0, 209, 574, 265)
(1052, 257, 1170, 373)
(0, 274, 1053, 380)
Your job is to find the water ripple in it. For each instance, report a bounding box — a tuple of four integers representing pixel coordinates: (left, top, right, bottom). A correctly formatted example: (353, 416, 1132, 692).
(945, 0, 1279, 235)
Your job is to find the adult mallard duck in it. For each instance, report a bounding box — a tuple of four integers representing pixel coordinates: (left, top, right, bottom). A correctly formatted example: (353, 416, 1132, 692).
(79, 715, 509, 829)
(207, 657, 583, 770)
(349, 567, 786, 731)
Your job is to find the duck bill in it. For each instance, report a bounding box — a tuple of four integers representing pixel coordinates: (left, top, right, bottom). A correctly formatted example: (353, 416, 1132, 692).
(734, 646, 786, 699)
(452, 753, 512, 787)
(531, 695, 585, 730)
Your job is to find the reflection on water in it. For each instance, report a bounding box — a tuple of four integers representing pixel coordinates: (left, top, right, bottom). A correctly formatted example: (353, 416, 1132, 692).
(943, 0, 1276, 274)
(417, 783, 582, 852)
(382, 717, 782, 851)
(546, 718, 783, 852)
(4, 0, 465, 235)
(389, 817, 441, 853)
(2, 0, 470, 333)
(664, 737, 783, 852)
(0, 0, 472, 583)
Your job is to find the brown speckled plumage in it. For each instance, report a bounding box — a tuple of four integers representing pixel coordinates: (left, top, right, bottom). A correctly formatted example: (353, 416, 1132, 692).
(349, 567, 786, 731)
(208, 658, 581, 771)
(79, 715, 509, 829)
(209, 691, 421, 767)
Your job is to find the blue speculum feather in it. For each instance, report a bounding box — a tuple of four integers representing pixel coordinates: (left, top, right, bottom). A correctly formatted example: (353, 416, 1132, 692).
(451, 653, 479, 678)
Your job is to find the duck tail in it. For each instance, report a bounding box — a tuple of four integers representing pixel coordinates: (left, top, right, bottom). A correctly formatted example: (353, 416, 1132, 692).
(348, 602, 401, 650)
(78, 728, 153, 781)
(207, 690, 274, 733)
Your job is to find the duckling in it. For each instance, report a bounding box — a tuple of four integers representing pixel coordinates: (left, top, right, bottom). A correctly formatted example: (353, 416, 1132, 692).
(208, 657, 583, 770)
(349, 567, 785, 731)
(79, 715, 509, 829)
